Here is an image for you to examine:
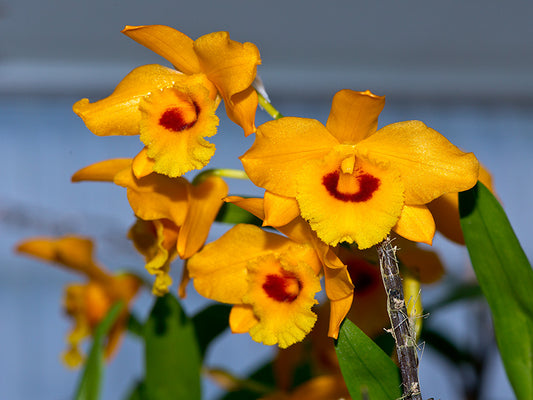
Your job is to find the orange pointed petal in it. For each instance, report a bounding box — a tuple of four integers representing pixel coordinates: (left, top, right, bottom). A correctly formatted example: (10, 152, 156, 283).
(71, 159, 132, 182)
(241, 117, 338, 197)
(323, 264, 354, 302)
(132, 149, 155, 179)
(222, 86, 258, 136)
(428, 163, 494, 244)
(177, 176, 228, 259)
(357, 120, 479, 204)
(327, 294, 353, 339)
(73, 64, 186, 136)
(193, 31, 260, 134)
(326, 89, 385, 144)
(263, 191, 300, 227)
(16, 236, 110, 282)
(224, 196, 266, 220)
(122, 25, 201, 74)
(229, 304, 258, 334)
(393, 204, 435, 245)
(113, 169, 190, 224)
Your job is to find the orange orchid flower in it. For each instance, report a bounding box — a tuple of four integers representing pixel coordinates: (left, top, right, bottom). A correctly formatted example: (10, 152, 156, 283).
(241, 89, 479, 250)
(72, 159, 228, 295)
(73, 26, 261, 177)
(16, 235, 142, 368)
(224, 194, 353, 340)
(188, 224, 322, 349)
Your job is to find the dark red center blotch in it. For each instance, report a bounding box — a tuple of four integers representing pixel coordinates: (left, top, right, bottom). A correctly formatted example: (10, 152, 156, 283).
(322, 170, 380, 202)
(263, 273, 302, 303)
(159, 103, 199, 132)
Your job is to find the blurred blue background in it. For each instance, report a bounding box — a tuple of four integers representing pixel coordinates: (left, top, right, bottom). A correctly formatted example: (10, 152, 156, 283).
(1, 1, 532, 399)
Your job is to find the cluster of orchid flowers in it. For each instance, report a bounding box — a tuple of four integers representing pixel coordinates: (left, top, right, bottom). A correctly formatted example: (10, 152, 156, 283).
(17, 25, 485, 377)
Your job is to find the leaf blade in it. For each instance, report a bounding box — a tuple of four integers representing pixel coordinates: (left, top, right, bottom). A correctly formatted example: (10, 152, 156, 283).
(74, 301, 124, 400)
(143, 293, 202, 400)
(335, 319, 401, 400)
(460, 182, 533, 399)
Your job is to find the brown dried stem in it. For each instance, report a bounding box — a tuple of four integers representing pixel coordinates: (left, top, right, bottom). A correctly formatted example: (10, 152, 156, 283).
(377, 236, 422, 400)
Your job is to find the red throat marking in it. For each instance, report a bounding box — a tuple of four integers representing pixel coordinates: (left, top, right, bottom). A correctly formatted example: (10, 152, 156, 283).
(322, 171, 380, 202)
(262, 273, 302, 303)
(159, 103, 199, 132)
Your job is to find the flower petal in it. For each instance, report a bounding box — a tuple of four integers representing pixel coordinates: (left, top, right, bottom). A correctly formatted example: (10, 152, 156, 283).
(357, 120, 479, 204)
(241, 117, 339, 198)
(132, 149, 155, 179)
(327, 294, 353, 339)
(194, 31, 260, 134)
(139, 76, 219, 177)
(393, 204, 435, 245)
(114, 169, 190, 225)
(73, 64, 186, 136)
(177, 176, 228, 259)
(263, 191, 300, 227)
(188, 224, 311, 304)
(122, 25, 201, 75)
(428, 163, 494, 244)
(229, 304, 258, 334)
(296, 151, 404, 248)
(224, 196, 266, 220)
(243, 253, 321, 348)
(326, 89, 385, 144)
(71, 159, 132, 183)
(16, 236, 111, 282)
(222, 86, 258, 136)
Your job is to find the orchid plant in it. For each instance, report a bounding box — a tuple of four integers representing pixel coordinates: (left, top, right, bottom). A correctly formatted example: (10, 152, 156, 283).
(16, 25, 533, 400)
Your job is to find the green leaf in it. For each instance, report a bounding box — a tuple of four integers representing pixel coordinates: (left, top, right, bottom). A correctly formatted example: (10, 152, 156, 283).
(74, 301, 124, 400)
(143, 294, 202, 400)
(124, 381, 147, 400)
(192, 303, 231, 358)
(335, 319, 401, 400)
(460, 182, 533, 399)
(215, 202, 262, 226)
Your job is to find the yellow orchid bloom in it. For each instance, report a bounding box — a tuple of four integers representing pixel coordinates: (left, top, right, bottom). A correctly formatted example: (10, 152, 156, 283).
(241, 89, 479, 250)
(225, 195, 353, 339)
(188, 224, 322, 348)
(72, 159, 228, 295)
(73, 26, 261, 177)
(15, 235, 142, 368)
(122, 25, 261, 136)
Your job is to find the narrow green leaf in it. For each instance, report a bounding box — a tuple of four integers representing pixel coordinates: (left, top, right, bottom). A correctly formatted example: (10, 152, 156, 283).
(192, 303, 231, 358)
(74, 301, 124, 400)
(335, 319, 401, 400)
(144, 293, 202, 400)
(215, 202, 262, 226)
(460, 182, 533, 399)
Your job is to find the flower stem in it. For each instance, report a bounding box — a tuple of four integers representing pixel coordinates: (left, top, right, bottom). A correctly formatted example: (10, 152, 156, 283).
(377, 236, 422, 400)
(257, 92, 283, 120)
(193, 168, 249, 185)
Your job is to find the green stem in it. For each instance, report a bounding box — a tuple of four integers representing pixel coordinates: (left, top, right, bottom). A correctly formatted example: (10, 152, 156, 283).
(257, 92, 283, 120)
(193, 168, 249, 185)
